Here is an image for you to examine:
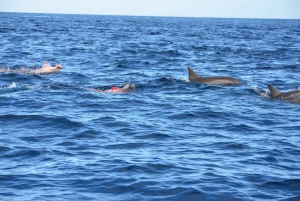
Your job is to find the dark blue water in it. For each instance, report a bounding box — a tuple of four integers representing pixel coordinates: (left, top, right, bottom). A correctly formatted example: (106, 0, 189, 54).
(1, 12, 300, 201)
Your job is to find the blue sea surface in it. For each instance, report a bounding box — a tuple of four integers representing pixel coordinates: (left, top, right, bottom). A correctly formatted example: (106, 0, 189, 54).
(0, 12, 300, 201)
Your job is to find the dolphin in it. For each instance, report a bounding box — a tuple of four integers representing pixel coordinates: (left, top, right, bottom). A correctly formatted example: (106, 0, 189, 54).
(268, 85, 300, 102)
(187, 67, 241, 85)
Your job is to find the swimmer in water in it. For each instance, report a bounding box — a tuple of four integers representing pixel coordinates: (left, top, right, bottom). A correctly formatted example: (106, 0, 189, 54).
(0, 62, 62, 74)
(93, 83, 136, 93)
(32, 62, 62, 74)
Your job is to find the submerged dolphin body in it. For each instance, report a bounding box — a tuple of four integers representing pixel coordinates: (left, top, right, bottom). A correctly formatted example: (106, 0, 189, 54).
(187, 67, 241, 85)
(268, 85, 300, 102)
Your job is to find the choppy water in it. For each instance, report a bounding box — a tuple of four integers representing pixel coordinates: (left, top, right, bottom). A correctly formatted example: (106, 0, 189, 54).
(1, 12, 300, 201)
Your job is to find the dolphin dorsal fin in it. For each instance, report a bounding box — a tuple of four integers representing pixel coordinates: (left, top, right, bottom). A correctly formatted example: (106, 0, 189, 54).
(188, 67, 202, 81)
(268, 85, 281, 98)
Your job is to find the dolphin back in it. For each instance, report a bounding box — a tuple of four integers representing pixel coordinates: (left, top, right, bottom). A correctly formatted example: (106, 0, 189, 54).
(187, 67, 241, 85)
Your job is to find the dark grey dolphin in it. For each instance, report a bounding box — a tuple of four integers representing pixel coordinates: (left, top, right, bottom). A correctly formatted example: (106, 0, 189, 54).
(268, 85, 300, 102)
(188, 67, 241, 85)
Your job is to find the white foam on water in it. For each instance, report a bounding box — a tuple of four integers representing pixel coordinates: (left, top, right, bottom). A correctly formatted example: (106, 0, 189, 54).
(253, 86, 270, 98)
(7, 82, 17, 89)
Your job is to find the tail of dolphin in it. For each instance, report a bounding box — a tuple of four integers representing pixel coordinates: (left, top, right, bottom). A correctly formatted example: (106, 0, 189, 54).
(268, 85, 281, 98)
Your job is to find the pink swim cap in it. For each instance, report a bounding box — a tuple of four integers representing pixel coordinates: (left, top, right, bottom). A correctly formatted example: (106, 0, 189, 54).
(111, 86, 119, 91)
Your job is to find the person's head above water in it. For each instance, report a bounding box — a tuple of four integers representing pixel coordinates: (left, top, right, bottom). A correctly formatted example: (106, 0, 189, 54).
(93, 83, 136, 93)
(54, 64, 63, 70)
(109, 83, 136, 93)
(121, 83, 136, 91)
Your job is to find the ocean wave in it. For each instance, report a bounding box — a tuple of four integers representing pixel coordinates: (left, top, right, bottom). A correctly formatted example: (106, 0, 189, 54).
(0, 114, 87, 130)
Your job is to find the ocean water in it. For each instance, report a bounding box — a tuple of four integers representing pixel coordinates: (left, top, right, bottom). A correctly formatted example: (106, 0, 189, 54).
(0, 12, 300, 201)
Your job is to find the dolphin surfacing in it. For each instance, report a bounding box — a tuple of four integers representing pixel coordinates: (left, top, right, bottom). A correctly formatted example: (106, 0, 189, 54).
(187, 67, 241, 85)
(268, 85, 300, 102)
